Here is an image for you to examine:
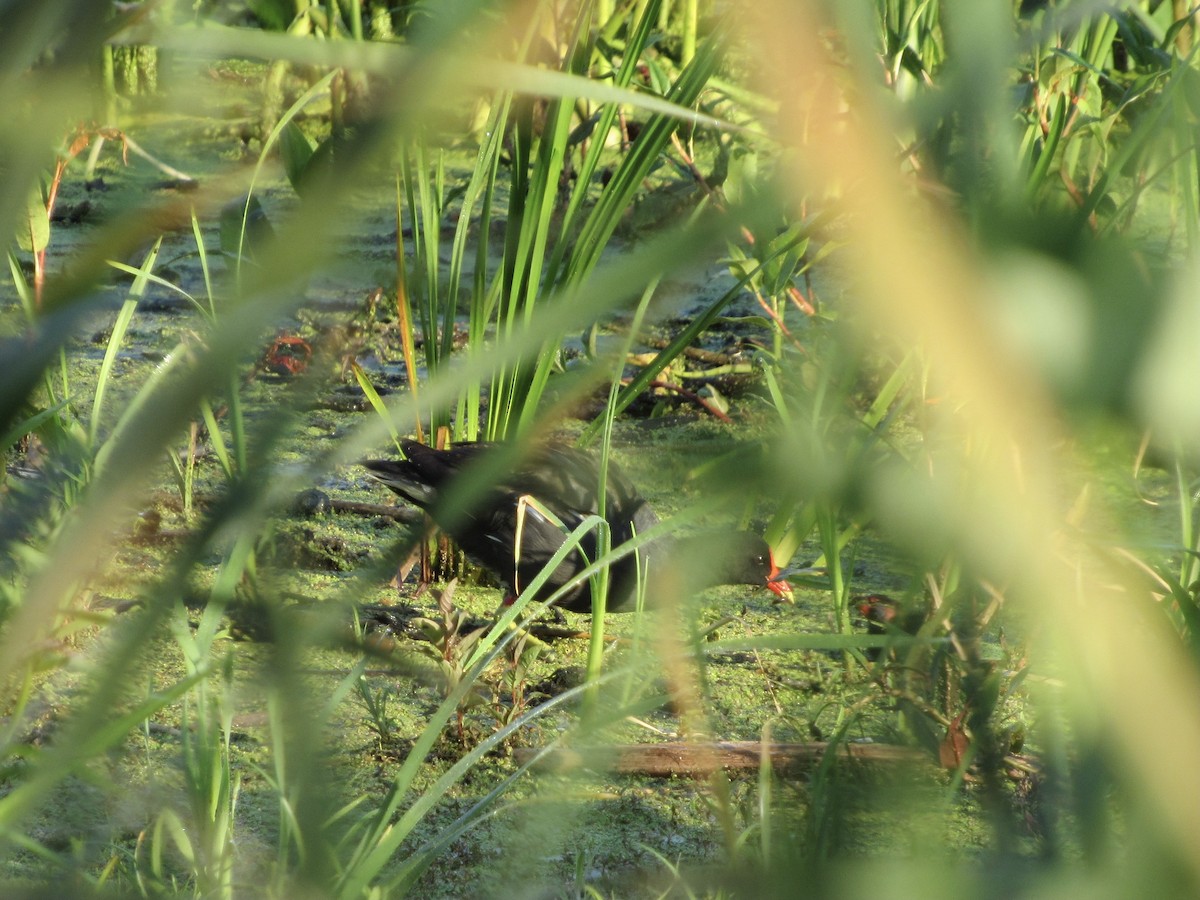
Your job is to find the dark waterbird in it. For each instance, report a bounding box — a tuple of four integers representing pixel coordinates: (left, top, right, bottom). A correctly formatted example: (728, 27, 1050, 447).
(363, 439, 793, 613)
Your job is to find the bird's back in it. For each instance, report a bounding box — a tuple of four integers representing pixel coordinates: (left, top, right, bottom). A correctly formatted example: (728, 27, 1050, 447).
(364, 440, 660, 610)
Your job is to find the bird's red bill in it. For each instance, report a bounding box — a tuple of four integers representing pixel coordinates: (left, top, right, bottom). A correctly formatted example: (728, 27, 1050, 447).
(766, 552, 793, 601)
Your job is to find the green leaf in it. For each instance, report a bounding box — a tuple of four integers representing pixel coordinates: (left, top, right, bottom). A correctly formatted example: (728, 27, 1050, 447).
(246, 0, 296, 31)
(278, 120, 316, 193)
(91, 238, 161, 447)
(16, 185, 48, 254)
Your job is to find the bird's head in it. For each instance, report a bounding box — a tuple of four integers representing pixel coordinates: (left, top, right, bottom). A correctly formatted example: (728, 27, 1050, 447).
(679, 531, 794, 602)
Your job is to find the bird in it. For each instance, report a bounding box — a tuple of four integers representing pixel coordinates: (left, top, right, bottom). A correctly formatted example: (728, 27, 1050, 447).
(362, 439, 793, 613)
(855, 593, 930, 661)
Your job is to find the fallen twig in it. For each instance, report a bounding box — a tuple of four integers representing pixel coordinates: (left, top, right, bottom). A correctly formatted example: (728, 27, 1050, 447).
(644, 379, 733, 423)
(513, 740, 932, 776)
(330, 498, 423, 523)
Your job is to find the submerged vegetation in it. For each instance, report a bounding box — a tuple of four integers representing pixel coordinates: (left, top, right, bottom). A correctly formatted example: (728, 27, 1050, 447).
(2, 0, 1200, 896)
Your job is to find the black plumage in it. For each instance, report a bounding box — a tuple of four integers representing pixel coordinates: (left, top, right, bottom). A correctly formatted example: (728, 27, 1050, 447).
(363, 439, 791, 613)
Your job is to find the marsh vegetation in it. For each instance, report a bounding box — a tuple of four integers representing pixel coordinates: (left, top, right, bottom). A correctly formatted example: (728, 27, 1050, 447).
(3, 1, 1200, 897)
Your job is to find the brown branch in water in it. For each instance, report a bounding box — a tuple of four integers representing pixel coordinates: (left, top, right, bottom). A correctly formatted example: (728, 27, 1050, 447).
(329, 498, 423, 523)
(513, 741, 932, 776)
(644, 379, 734, 422)
(614, 327, 737, 367)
